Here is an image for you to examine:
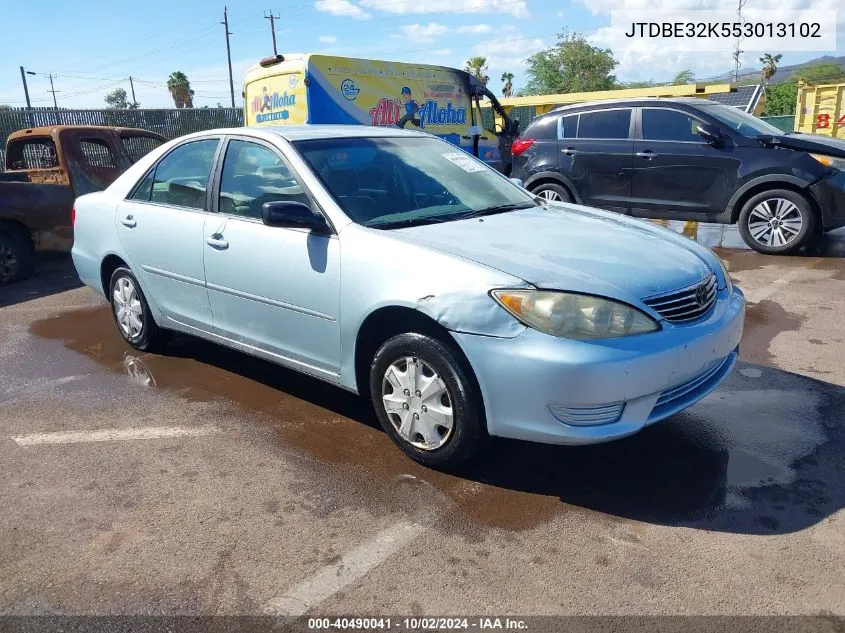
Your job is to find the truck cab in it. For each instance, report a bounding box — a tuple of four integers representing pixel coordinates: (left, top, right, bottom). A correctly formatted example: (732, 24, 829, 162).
(0, 125, 165, 284)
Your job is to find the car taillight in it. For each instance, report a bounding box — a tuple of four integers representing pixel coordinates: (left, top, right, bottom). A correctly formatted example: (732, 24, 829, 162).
(71, 207, 76, 225)
(511, 138, 535, 157)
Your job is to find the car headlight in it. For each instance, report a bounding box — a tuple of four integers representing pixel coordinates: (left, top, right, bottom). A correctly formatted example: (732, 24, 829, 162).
(711, 252, 733, 293)
(810, 153, 845, 171)
(491, 290, 659, 340)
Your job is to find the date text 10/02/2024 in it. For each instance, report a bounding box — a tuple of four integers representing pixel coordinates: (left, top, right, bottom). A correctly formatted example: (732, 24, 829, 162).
(307, 617, 529, 630)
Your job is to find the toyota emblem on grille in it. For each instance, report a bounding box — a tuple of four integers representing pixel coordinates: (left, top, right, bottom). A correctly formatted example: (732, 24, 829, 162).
(695, 283, 708, 307)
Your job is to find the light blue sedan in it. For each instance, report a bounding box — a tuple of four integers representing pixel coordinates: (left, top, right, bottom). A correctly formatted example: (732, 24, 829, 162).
(71, 126, 745, 468)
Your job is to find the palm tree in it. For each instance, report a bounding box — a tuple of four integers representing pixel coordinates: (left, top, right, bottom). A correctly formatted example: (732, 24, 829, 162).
(759, 53, 782, 85)
(501, 72, 514, 98)
(166, 71, 195, 108)
(464, 57, 490, 86)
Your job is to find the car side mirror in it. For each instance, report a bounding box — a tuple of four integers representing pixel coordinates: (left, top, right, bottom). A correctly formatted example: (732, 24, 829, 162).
(262, 201, 331, 234)
(697, 123, 724, 145)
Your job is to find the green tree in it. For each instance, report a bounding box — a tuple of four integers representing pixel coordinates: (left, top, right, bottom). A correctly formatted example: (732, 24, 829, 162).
(464, 57, 490, 85)
(521, 30, 618, 96)
(672, 69, 695, 85)
(166, 71, 195, 108)
(0, 104, 11, 110)
(793, 63, 845, 85)
(759, 53, 783, 85)
(762, 81, 798, 116)
(501, 71, 514, 98)
(104, 87, 130, 109)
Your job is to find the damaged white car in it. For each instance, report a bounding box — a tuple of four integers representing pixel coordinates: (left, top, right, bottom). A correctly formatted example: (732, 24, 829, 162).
(72, 126, 744, 468)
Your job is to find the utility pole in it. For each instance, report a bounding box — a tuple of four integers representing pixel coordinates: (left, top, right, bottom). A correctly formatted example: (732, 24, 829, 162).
(221, 6, 235, 108)
(129, 76, 137, 108)
(19, 66, 32, 110)
(47, 73, 59, 109)
(264, 11, 280, 56)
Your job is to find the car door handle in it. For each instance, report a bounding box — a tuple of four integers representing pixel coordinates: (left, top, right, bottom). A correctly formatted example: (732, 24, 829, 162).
(205, 235, 229, 250)
(120, 215, 137, 228)
(562, 147, 577, 155)
(636, 151, 658, 159)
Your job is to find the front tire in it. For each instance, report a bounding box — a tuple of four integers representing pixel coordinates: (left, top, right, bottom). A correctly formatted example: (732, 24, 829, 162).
(738, 189, 815, 255)
(369, 333, 484, 469)
(108, 267, 167, 352)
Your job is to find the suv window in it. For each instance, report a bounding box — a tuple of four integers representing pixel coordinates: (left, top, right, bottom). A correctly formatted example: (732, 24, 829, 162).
(6, 139, 59, 170)
(524, 115, 558, 140)
(642, 109, 702, 142)
(148, 139, 219, 209)
(122, 135, 165, 164)
(79, 139, 118, 168)
(577, 109, 632, 140)
(218, 140, 313, 219)
(561, 115, 577, 139)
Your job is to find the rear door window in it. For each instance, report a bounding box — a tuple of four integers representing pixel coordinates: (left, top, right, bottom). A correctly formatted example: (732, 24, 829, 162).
(79, 139, 118, 168)
(577, 109, 632, 140)
(146, 138, 219, 209)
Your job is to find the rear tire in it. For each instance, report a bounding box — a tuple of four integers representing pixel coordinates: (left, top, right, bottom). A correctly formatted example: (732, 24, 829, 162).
(369, 333, 484, 469)
(738, 189, 815, 255)
(0, 228, 35, 285)
(108, 267, 168, 352)
(532, 182, 573, 203)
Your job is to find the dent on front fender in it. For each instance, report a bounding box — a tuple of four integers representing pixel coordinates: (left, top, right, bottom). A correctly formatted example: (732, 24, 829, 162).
(415, 289, 526, 337)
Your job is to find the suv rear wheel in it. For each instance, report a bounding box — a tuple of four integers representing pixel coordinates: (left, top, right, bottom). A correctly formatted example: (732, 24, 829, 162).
(532, 182, 573, 203)
(738, 189, 815, 255)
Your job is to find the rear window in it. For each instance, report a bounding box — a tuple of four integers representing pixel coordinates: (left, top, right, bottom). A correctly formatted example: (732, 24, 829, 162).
(5, 138, 59, 170)
(523, 115, 559, 140)
(121, 135, 165, 164)
(577, 109, 632, 140)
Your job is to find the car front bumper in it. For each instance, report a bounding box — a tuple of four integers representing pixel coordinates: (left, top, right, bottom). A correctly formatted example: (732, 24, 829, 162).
(811, 170, 845, 230)
(452, 287, 745, 445)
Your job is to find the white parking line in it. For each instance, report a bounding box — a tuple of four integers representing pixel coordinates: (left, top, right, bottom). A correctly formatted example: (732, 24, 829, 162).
(12, 425, 222, 446)
(265, 516, 436, 616)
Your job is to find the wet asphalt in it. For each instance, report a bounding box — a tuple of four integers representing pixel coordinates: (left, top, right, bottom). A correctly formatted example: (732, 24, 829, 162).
(0, 231, 843, 618)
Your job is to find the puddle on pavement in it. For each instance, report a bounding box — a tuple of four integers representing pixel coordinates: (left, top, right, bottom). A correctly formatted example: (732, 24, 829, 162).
(741, 300, 806, 367)
(29, 305, 843, 536)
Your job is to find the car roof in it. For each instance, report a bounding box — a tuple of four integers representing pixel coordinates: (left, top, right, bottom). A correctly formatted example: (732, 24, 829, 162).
(546, 97, 721, 115)
(172, 125, 430, 144)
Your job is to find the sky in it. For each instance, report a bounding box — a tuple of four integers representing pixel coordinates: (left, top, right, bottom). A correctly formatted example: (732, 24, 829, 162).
(0, 0, 841, 110)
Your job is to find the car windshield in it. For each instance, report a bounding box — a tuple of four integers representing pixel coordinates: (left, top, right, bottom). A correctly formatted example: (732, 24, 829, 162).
(293, 136, 538, 229)
(700, 104, 784, 137)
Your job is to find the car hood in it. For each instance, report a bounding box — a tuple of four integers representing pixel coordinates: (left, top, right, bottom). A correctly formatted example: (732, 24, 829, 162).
(762, 133, 845, 158)
(390, 204, 715, 301)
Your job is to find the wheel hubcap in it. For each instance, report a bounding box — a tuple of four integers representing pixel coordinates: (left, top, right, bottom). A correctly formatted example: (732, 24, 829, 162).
(112, 277, 144, 339)
(381, 356, 454, 451)
(539, 189, 562, 201)
(748, 198, 803, 248)
(0, 243, 18, 282)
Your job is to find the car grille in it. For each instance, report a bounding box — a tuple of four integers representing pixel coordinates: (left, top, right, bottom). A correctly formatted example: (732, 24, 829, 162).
(643, 274, 717, 323)
(549, 402, 625, 426)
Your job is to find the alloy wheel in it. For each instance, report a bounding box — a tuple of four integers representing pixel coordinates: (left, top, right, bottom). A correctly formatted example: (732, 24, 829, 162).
(747, 198, 803, 248)
(113, 276, 144, 340)
(381, 356, 454, 450)
(539, 189, 563, 202)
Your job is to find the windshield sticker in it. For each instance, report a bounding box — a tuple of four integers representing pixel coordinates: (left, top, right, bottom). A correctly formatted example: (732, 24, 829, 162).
(441, 152, 486, 173)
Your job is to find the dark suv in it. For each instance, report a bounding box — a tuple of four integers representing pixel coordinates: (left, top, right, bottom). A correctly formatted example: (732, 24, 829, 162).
(510, 97, 845, 254)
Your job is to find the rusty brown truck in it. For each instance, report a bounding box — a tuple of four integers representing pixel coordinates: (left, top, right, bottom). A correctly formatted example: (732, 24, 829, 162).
(0, 125, 166, 284)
